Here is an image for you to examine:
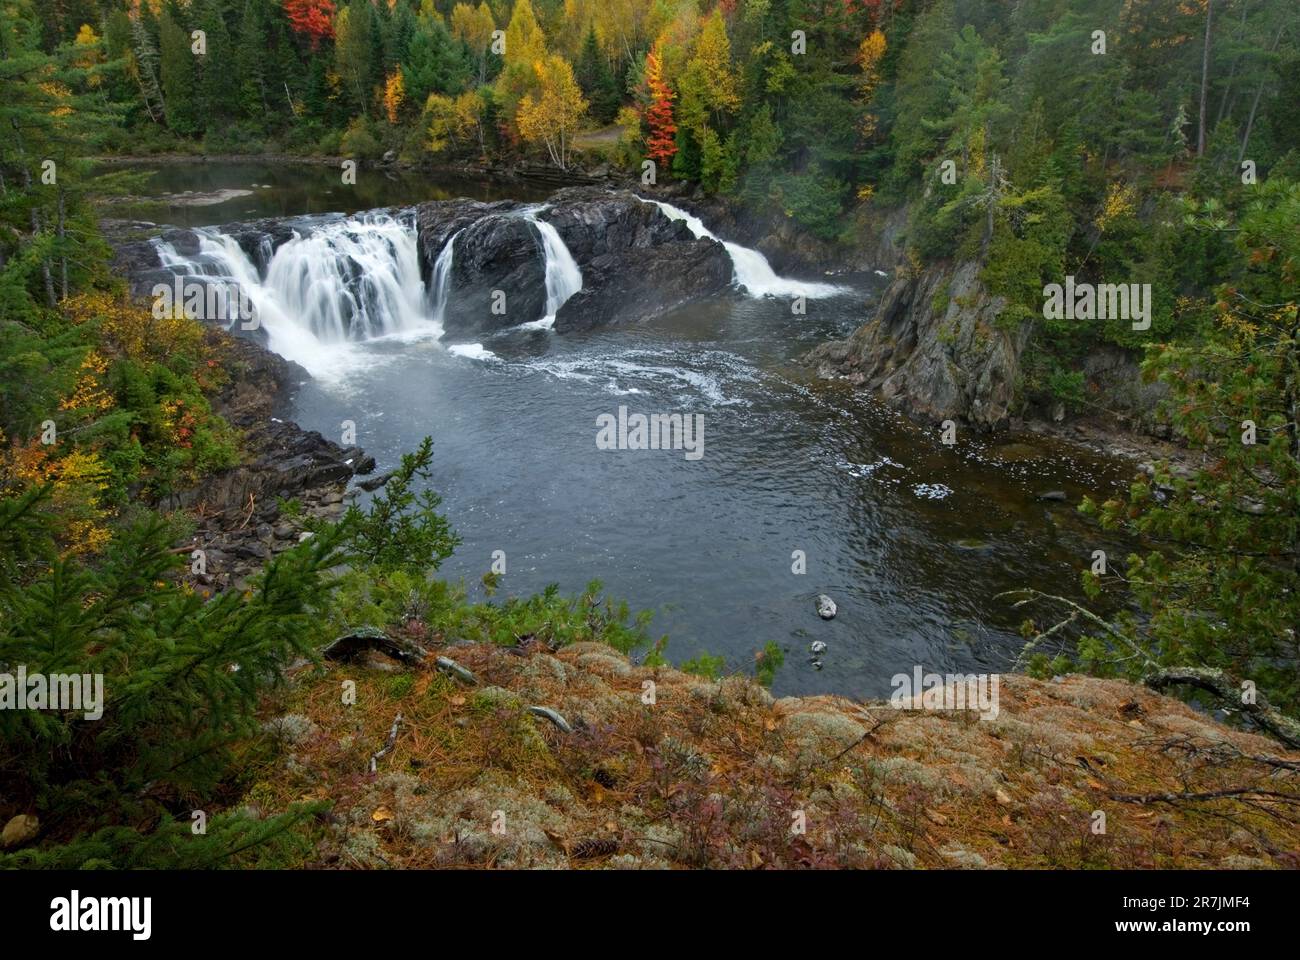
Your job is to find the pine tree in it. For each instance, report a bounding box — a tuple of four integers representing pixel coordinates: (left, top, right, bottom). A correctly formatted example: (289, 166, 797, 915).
(404, 11, 470, 106)
(575, 26, 619, 125)
(0, 1, 121, 315)
(159, 7, 199, 134)
(127, 11, 166, 124)
(196, 0, 239, 129)
(1019, 178, 1300, 729)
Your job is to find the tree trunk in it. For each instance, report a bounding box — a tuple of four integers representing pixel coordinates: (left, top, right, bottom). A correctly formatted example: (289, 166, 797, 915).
(1197, 0, 1215, 156)
(1238, 23, 1285, 165)
(1214, 0, 1252, 126)
(57, 186, 68, 301)
(11, 117, 55, 307)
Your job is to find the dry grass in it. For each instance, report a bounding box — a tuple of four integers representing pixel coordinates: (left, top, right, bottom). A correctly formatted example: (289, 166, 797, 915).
(245, 642, 1300, 869)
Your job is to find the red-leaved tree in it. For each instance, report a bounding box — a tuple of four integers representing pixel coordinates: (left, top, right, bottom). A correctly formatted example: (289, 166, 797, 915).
(284, 0, 337, 49)
(643, 44, 677, 168)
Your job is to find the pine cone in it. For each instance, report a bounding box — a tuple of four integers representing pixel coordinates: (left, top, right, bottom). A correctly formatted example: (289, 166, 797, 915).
(570, 837, 619, 860)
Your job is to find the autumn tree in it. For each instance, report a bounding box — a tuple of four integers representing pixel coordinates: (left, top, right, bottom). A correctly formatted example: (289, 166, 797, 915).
(383, 69, 405, 123)
(517, 55, 588, 169)
(284, 0, 337, 48)
(678, 8, 739, 138)
(643, 42, 676, 170)
(495, 0, 547, 125)
(450, 1, 496, 85)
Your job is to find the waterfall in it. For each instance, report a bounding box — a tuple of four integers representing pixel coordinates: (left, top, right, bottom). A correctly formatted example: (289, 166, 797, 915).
(642, 199, 845, 299)
(429, 229, 460, 325)
(521, 211, 583, 329)
(154, 213, 436, 377)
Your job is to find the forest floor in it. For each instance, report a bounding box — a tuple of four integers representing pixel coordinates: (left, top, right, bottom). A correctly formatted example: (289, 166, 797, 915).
(246, 638, 1300, 869)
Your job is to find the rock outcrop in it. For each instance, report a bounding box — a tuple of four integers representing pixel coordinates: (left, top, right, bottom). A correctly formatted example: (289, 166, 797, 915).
(543, 188, 732, 331)
(410, 188, 734, 335)
(158, 332, 374, 594)
(111, 189, 740, 342)
(442, 212, 548, 336)
(807, 260, 1027, 430)
(263, 638, 1300, 869)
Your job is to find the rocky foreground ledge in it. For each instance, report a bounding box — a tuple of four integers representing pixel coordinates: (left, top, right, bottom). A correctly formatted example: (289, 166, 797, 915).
(257, 638, 1300, 869)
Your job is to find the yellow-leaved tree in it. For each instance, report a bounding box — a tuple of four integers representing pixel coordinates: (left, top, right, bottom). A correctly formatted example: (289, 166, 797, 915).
(450, 1, 496, 84)
(677, 8, 739, 137)
(495, 0, 548, 127)
(516, 55, 588, 170)
(383, 69, 405, 124)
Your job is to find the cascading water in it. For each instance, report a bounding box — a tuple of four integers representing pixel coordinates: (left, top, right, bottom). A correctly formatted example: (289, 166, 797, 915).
(521, 211, 583, 329)
(428, 229, 460, 326)
(643, 199, 846, 299)
(154, 213, 435, 378)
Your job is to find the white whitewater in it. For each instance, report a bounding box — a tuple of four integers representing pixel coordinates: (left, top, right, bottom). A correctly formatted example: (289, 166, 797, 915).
(154, 214, 437, 378)
(643, 199, 845, 299)
(520, 211, 583, 330)
(428, 229, 460, 326)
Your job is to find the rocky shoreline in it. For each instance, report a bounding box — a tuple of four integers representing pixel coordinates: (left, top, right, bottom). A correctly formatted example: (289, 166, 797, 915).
(162, 331, 376, 595)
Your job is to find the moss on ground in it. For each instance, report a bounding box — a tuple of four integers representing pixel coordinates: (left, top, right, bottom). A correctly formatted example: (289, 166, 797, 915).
(245, 640, 1300, 869)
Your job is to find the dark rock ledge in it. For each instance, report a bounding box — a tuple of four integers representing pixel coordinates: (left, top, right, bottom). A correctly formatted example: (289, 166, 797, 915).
(155, 332, 375, 595)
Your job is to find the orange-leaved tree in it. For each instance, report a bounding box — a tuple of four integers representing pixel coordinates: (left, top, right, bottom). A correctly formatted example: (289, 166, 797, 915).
(644, 42, 677, 169)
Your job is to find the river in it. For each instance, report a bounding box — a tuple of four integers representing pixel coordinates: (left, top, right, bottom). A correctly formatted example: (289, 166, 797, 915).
(111, 161, 1131, 699)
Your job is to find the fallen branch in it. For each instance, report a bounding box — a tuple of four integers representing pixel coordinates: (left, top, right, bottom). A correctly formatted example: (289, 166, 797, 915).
(1109, 786, 1300, 805)
(369, 712, 402, 774)
(527, 705, 573, 734)
(997, 588, 1158, 672)
(1144, 666, 1300, 750)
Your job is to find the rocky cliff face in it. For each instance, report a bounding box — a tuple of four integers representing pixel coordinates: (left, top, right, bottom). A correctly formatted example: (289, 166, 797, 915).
(112, 189, 738, 340)
(541, 188, 732, 333)
(411, 187, 733, 335)
(807, 260, 1028, 431)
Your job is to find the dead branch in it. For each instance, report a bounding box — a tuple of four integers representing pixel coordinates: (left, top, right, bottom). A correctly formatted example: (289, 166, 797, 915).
(1144, 666, 1300, 750)
(368, 712, 402, 774)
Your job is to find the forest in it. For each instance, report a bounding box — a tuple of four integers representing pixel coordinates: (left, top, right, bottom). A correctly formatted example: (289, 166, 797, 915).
(1, 0, 1298, 872)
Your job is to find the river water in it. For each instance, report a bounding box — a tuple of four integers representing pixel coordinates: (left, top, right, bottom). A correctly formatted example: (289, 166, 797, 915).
(114, 161, 1131, 699)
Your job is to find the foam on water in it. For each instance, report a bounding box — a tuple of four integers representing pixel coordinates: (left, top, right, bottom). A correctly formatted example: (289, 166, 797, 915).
(642, 199, 848, 299)
(155, 213, 438, 379)
(447, 342, 499, 361)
